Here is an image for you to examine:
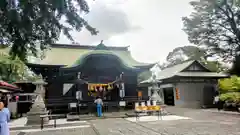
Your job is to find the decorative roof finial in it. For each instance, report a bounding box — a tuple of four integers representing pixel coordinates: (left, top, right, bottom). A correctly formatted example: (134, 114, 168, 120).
(95, 40, 108, 50)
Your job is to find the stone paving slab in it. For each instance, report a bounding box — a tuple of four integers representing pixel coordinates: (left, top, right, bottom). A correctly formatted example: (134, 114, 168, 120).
(90, 118, 161, 135)
(10, 107, 240, 135)
(138, 119, 240, 135)
(125, 115, 190, 122)
(9, 117, 89, 130)
(202, 109, 240, 115)
(10, 127, 97, 135)
(9, 117, 88, 127)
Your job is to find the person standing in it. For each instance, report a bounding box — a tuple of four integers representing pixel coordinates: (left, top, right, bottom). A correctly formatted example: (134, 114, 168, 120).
(0, 100, 10, 135)
(94, 96, 103, 117)
(214, 94, 220, 111)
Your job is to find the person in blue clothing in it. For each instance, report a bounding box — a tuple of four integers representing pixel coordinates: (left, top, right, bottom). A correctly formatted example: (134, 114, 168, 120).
(94, 96, 103, 117)
(0, 100, 10, 135)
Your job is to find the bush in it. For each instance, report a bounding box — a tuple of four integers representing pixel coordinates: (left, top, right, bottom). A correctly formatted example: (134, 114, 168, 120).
(219, 92, 240, 103)
(218, 75, 240, 92)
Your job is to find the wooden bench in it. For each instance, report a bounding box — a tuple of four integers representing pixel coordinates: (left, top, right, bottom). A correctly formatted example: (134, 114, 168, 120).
(40, 114, 61, 130)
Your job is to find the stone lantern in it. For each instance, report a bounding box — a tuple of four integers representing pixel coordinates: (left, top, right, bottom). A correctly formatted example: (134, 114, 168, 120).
(149, 75, 163, 105)
(26, 78, 49, 125)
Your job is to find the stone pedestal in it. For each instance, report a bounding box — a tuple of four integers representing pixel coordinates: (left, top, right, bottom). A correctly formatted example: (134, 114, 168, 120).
(26, 79, 49, 125)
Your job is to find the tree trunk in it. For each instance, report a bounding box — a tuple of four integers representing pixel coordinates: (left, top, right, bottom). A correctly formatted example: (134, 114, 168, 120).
(230, 54, 240, 75)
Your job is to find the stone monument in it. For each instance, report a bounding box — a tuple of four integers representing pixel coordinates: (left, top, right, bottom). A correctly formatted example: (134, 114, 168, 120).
(26, 77, 49, 125)
(149, 75, 163, 105)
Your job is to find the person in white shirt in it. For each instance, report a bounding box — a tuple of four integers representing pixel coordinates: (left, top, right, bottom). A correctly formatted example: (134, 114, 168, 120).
(94, 96, 103, 117)
(214, 94, 221, 111)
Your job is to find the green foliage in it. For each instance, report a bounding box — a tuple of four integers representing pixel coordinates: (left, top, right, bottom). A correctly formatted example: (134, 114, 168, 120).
(219, 92, 240, 103)
(183, 0, 240, 62)
(203, 61, 222, 72)
(138, 70, 152, 83)
(161, 46, 205, 69)
(161, 46, 224, 72)
(0, 0, 98, 61)
(166, 46, 206, 64)
(0, 52, 25, 82)
(218, 75, 240, 92)
(219, 75, 240, 103)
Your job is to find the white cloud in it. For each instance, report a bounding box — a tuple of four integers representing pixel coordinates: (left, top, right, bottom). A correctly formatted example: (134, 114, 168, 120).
(58, 0, 194, 63)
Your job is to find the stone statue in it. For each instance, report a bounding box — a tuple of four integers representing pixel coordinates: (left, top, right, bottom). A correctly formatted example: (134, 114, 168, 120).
(149, 75, 163, 104)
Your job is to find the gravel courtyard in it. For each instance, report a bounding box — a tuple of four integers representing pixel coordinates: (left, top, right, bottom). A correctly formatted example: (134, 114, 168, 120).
(11, 108, 240, 135)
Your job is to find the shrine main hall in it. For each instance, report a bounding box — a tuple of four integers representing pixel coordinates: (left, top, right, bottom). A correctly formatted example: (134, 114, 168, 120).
(26, 43, 154, 113)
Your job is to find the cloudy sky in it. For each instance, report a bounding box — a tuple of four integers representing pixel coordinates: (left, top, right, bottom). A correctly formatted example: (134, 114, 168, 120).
(58, 0, 193, 64)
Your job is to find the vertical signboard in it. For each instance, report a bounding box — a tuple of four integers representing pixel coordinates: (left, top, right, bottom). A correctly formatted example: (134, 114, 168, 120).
(138, 91, 142, 97)
(175, 88, 180, 100)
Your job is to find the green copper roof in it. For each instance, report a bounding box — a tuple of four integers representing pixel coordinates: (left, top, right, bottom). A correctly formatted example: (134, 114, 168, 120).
(35, 44, 153, 68)
(69, 49, 151, 69)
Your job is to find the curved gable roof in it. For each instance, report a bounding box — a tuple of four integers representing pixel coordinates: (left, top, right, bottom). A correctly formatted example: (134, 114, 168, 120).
(69, 50, 136, 69)
(36, 44, 153, 68)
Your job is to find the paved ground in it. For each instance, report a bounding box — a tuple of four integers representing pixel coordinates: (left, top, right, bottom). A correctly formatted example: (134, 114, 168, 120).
(11, 107, 240, 135)
(11, 127, 96, 135)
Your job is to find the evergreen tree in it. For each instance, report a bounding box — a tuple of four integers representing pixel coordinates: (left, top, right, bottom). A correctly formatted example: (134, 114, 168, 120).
(0, 0, 97, 61)
(182, 0, 240, 74)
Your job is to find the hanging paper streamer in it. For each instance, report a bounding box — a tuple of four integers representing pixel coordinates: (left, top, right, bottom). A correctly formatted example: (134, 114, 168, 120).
(88, 83, 114, 91)
(103, 87, 106, 91)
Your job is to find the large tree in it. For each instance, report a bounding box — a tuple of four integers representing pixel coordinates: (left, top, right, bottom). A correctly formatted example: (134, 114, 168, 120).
(0, 0, 97, 61)
(166, 45, 206, 66)
(160, 46, 224, 72)
(182, 0, 240, 73)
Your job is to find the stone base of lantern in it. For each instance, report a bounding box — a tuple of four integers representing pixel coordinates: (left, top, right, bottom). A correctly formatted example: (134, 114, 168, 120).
(26, 111, 49, 125)
(26, 95, 49, 125)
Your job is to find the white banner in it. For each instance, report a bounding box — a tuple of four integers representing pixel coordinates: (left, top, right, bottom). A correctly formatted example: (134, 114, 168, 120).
(63, 84, 73, 95)
(76, 91, 82, 100)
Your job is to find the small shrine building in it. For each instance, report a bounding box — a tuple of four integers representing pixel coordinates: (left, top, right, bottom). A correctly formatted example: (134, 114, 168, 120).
(141, 60, 228, 108)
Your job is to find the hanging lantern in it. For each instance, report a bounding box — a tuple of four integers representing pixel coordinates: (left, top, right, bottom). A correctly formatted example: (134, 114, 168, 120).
(95, 86, 98, 92)
(90, 85, 94, 91)
(99, 86, 103, 92)
(107, 84, 111, 90)
(88, 84, 91, 90)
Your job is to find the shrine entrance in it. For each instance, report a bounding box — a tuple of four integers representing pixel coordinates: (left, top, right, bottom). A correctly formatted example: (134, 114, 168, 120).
(87, 82, 120, 101)
(72, 54, 127, 102)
